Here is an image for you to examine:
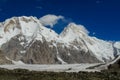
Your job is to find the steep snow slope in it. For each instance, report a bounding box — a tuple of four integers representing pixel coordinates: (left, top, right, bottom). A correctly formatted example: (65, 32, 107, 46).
(60, 23, 114, 62)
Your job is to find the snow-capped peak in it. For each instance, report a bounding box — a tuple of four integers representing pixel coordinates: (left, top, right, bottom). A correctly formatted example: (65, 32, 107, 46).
(60, 23, 115, 62)
(66, 23, 89, 34)
(0, 16, 59, 47)
(60, 23, 89, 43)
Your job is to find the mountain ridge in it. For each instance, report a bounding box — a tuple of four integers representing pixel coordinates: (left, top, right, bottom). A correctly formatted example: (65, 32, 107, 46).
(0, 15, 120, 64)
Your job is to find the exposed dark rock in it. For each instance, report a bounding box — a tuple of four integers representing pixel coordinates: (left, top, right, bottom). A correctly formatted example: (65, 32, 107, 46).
(1, 34, 101, 64)
(108, 57, 120, 70)
(0, 50, 12, 64)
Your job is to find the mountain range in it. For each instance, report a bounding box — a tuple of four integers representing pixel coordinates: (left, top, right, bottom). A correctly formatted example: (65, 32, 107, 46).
(0, 15, 120, 64)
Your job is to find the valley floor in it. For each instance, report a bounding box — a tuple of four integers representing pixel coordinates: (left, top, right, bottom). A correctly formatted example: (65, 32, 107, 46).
(0, 63, 100, 72)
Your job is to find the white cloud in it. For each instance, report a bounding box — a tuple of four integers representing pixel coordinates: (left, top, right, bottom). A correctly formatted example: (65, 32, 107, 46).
(39, 14, 89, 35)
(68, 23, 89, 34)
(39, 14, 64, 28)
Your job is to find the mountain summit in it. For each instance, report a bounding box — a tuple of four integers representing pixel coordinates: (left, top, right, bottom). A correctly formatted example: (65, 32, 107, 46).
(0, 15, 120, 64)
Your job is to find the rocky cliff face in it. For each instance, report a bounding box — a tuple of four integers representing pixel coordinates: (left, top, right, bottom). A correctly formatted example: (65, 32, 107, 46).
(0, 16, 120, 64)
(0, 50, 12, 64)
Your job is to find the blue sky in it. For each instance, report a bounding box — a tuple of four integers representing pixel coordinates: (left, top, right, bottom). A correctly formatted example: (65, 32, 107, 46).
(0, 0, 120, 41)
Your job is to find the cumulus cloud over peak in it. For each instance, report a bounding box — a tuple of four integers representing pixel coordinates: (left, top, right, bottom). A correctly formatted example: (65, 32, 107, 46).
(39, 14, 64, 28)
(39, 14, 89, 35)
(67, 22, 89, 34)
